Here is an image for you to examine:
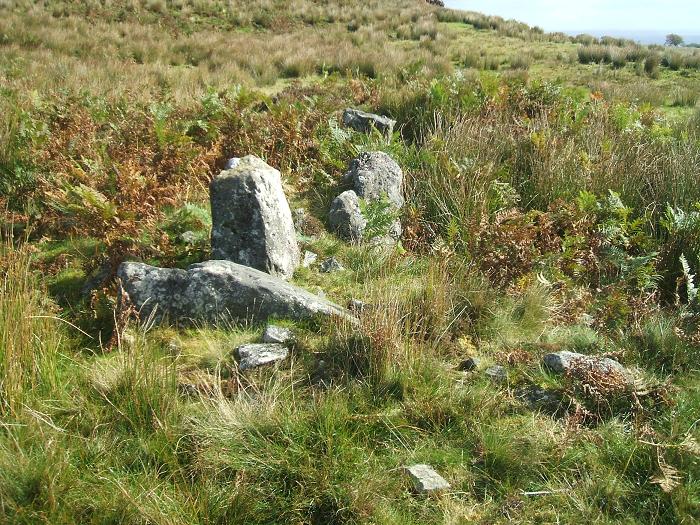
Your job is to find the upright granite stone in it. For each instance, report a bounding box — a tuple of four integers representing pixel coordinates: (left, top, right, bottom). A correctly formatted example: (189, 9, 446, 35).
(346, 151, 404, 209)
(328, 190, 366, 241)
(117, 260, 352, 325)
(342, 108, 396, 139)
(210, 155, 300, 279)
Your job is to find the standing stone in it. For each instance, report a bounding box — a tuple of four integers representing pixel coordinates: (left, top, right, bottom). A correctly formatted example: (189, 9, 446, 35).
(342, 108, 396, 139)
(346, 151, 404, 209)
(210, 155, 300, 280)
(404, 464, 451, 493)
(328, 190, 366, 241)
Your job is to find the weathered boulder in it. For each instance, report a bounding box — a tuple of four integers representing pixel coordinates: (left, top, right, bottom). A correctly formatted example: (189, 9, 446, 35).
(346, 151, 404, 209)
(236, 343, 289, 370)
(117, 260, 352, 325)
(404, 464, 450, 493)
(262, 325, 294, 344)
(342, 108, 396, 139)
(543, 351, 630, 378)
(210, 155, 300, 279)
(328, 190, 366, 241)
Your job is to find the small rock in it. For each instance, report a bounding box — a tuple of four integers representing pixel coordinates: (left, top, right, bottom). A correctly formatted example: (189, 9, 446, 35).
(224, 157, 241, 170)
(320, 257, 345, 273)
(404, 464, 450, 493)
(293, 208, 307, 231)
(328, 190, 366, 242)
(543, 351, 629, 378)
(485, 365, 507, 382)
(302, 251, 318, 268)
(516, 385, 565, 413)
(458, 356, 481, 372)
(236, 343, 289, 370)
(262, 325, 294, 344)
(348, 299, 367, 312)
(342, 108, 396, 139)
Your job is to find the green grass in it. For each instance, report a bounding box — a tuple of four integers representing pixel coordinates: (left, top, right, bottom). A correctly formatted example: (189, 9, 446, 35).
(2, 0, 700, 523)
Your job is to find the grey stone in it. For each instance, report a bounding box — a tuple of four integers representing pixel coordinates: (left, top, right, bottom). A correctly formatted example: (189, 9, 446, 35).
(328, 190, 366, 242)
(543, 351, 630, 377)
(458, 356, 481, 372)
(485, 365, 507, 382)
(320, 257, 345, 273)
(117, 260, 353, 325)
(348, 299, 367, 312)
(404, 464, 450, 493)
(516, 385, 566, 415)
(224, 157, 241, 170)
(262, 325, 294, 344)
(210, 155, 300, 279)
(342, 108, 396, 139)
(346, 151, 404, 209)
(236, 343, 289, 370)
(302, 251, 318, 268)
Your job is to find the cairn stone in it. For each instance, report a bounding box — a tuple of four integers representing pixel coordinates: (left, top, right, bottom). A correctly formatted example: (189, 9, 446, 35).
(328, 190, 366, 241)
(346, 151, 404, 209)
(236, 343, 288, 370)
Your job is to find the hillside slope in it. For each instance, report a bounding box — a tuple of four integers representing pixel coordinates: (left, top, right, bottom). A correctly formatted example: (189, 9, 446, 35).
(1, 1, 700, 524)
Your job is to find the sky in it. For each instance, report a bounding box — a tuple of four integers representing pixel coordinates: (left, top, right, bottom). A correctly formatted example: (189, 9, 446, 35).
(443, 1, 700, 34)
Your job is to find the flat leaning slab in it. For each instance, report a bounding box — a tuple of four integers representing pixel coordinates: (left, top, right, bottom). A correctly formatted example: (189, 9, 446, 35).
(404, 464, 450, 493)
(117, 260, 353, 325)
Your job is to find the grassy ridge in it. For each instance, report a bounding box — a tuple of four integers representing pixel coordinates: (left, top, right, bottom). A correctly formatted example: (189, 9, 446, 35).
(1, 1, 700, 523)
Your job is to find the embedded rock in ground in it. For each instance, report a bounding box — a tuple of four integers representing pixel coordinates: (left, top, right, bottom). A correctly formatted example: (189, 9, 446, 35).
(302, 251, 318, 268)
(117, 260, 352, 325)
(346, 151, 404, 209)
(342, 108, 396, 139)
(320, 257, 345, 273)
(543, 351, 630, 378)
(404, 464, 450, 493)
(210, 155, 300, 279)
(458, 356, 481, 372)
(236, 343, 289, 370)
(328, 190, 366, 242)
(485, 365, 507, 382)
(262, 325, 294, 344)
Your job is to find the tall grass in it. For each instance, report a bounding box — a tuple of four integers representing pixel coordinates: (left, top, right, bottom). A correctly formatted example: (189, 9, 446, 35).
(0, 239, 61, 415)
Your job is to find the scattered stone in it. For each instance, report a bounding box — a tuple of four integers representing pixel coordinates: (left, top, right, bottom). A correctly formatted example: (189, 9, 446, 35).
(224, 157, 241, 170)
(516, 385, 566, 414)
(543, 351, 630, 378)
(328, 190, 366, 242)
(346, 151, 404, 209)
(293, 208, 307, 232)
(485, 365, 507, 382)
(425, 0, 445, 6)
(117, 260, 353, 325)
(458, 356, 481, 372)
(342, 108, 396, 139)
(302, 250, 319, 268)
(320, 257, 345, 273)
(404, 464, 451, 493)
(262, 325, 294, 344)
(210, 155, 300, 279)
(348, 299, 367, 312)
(236, 343, 289, 370)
